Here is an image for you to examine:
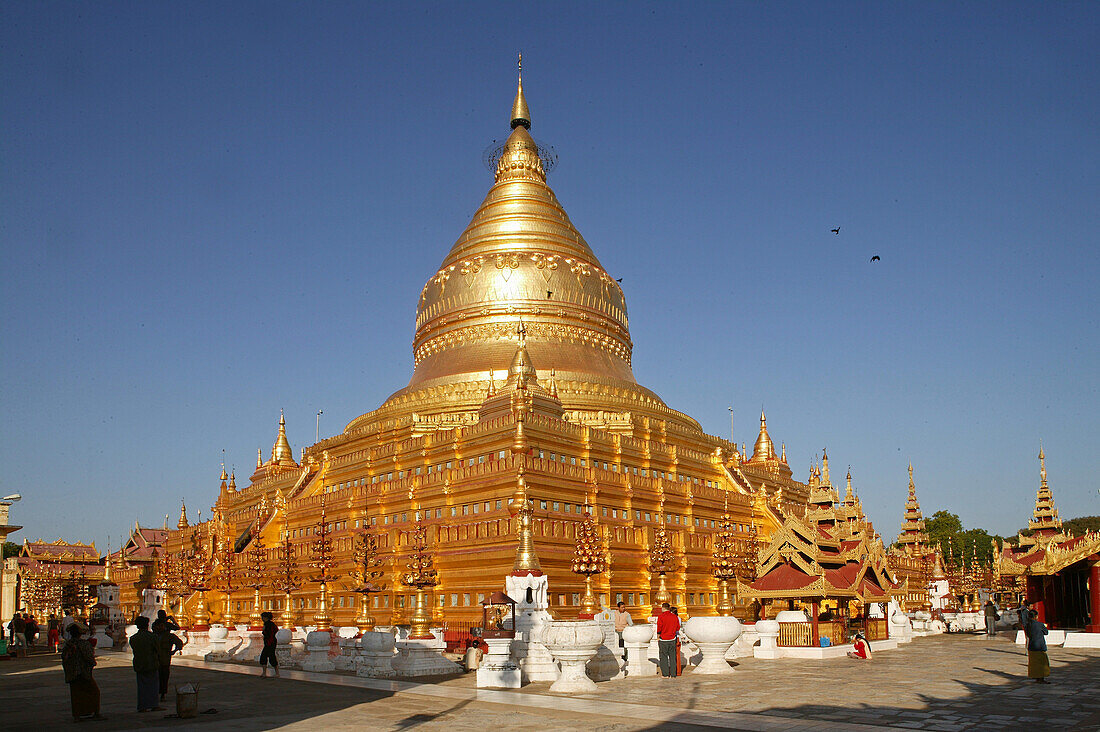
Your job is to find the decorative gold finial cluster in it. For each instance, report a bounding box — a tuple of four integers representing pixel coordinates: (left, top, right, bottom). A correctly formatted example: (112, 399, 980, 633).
(348, 527, 387, 632)
(243, 523, 269, 628)
(185, 532, 214, 627)
(402, 512, 440, 639)
(571, 505, 606, 617)
(711, 495, 739, 616)
(273, 510, 302, 627)
(216, 535, 239, 627)
(306, 493, 340, 630)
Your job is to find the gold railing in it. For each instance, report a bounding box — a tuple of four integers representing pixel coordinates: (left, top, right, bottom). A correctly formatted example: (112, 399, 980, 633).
(818, 620, 847, 646)
(865, 618, 888, 641)
(777, 621, 813, 647)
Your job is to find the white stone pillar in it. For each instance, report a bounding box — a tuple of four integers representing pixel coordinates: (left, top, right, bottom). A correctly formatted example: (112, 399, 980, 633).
(622, 623, 655, 677)
(476, 637, 521, 688)
(753, 619, 781, 659)
(301, 630, 335, 672)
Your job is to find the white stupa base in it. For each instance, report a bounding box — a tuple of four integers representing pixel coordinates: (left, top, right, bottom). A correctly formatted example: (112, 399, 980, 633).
(1064, 632, 1100, 648)
(692, 641, 736, 673)
(231, 629, 265, 661)
(391, 638, 461, 677)
(476, 638, 521, 688)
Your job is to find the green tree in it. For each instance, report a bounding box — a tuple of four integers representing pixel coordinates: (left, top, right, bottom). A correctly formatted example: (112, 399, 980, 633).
(1061, 516, 1100, 536)
(926, 511, 963, 563)
(1, 541, 19, 559)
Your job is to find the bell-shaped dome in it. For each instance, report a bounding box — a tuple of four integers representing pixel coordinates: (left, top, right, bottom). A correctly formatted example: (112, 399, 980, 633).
(351, 70, 699, 433)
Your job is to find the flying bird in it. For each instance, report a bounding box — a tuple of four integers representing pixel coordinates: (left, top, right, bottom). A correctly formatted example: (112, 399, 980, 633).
(870, 255, 880, 262)
(831, 227, 841, 235)
(615, 278, 623, 283)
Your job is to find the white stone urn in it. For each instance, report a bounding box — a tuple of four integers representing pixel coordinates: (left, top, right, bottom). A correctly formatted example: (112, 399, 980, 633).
(302, 630, 335, 672)
(356, 630, 396, 678)
(203, 623, 231, 661)
(754, 619, 781, 651)
(275, 628, 293, 645)
(336, 626, 359, 639)
(683, 616, 742, 674)
(621, 623, 655, 677)
(774, 609, 808, 623)
(542, 620, 604, 693)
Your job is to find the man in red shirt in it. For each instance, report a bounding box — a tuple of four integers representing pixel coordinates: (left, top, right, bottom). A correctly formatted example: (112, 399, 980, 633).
(656, 602, 680, 678)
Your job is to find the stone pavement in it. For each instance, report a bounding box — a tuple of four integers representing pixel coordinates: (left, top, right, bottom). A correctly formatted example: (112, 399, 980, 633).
(1, 634, 1097, 731)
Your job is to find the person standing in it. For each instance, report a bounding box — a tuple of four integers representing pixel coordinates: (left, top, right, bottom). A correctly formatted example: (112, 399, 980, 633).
(9, 613, 27, 657)
(152, 617, 184, 702)
(61, 624, 105, 721)
(613, 602, 633, 660)
(656, 602, 680, 678)
(128, 616, 164, 712)
(984, 600, 999, 637)
(47, 614, 60, 652)
(1025, 609, 1051, 683)
(259, 611, 280, 678)
(25, 613, 37, 648)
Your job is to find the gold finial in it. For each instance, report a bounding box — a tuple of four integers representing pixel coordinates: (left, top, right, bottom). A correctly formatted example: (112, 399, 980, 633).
(273, 410, 295, 465)
(228, 470, 236, 492)
(845, 467, 854, 501)
(487, 368, 497, 397)
(572, 505, 606, 617)
(548, 367, 558, 398)
(510, 53, 530, 129)
(257, 448, 263, 469)
(401, 514, 440, 638)
(1038, 441, 1047, 486)
(220, 463, 228, 482)
(509, 465, 542, 574)
(178, 499, 189, 530)
(821, 448, 831, 485)
(780, 443, 786, 462)
(750, 408, 776, 461)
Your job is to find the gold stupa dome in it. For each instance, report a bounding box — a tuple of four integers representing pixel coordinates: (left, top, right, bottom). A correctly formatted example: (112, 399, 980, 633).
(351, 64, 700, 433)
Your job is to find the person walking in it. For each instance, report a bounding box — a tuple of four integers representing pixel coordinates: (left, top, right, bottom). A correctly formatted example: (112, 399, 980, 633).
(613, 601, 633, 660)
(61, 624, 105, 721)
(128, 616, 164, 711)
(9, 613, 27, 658)
(152, 616, 184, 703)
(656, 602, 680, 678)
(259, 611, 280, 678)
(1024, 609, 1051, 683)
(984, 600, 999, 637)
(24, 613, 37, 648)
(47, 614, 61, 652)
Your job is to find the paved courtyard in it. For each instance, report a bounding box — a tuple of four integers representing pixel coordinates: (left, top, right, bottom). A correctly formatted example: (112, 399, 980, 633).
(1, 634, 1098, 731)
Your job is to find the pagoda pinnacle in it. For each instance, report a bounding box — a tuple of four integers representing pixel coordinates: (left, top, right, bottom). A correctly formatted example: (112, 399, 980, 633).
(178, 499, 189, 529)
(1039, 441, 1047, 487)
(228, 470, 236, 493)
(750, 409, 776, 461)
(272, 410, 295, 465)
(511, 53, 530, 129)
(821, 448, 831, 485)
(845, 467, 854, 502)
(257, 448, 263, 469)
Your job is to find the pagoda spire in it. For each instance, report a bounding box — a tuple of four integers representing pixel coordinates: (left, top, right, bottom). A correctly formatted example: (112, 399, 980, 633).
(510, 53, 530, 129)
(896, 462, 928, 555)
(1027, 441, 1063, 541)
(272, 410, 296, 466)
(257, 448, 263, 469)
(178, 499, 189, 530)
(228, 470, 236, 493)
(749, 409, 776, 462)
(845, 467, 854, 503)
(821, 448, 831, 485)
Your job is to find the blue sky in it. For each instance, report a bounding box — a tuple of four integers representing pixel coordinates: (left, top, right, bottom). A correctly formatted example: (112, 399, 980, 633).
(2, 2, 1097, 553)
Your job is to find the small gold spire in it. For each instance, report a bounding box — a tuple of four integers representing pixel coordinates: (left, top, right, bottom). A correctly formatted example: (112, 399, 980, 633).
(749, 409, 777, 462)
(220, 463, 228, 482)
(487, 368, 497, 397)
(272, 409, 295, 465)
(780, 443, 786, 463)
(178, 499, 189, 530)
(509, 465, 542, 574)
(548, 367, 558, 398)
(510, 53, 530, 130)
(821, 448, 831, 485)
(257, 448, 263, 469)
(228, 470, 236, 492)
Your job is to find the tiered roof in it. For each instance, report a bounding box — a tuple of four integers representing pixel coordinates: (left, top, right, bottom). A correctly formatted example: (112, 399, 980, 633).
(739, 455, 895, 602)
(894, 462, 929, 555)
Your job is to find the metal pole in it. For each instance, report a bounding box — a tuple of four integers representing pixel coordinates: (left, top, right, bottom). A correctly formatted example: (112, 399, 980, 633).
(728, 406, 734, 443)
(316, 410, 323, 442)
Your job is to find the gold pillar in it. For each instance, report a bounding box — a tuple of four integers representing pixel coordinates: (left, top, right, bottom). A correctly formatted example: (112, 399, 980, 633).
(716, 579, 734, 617)
(250, 588, 263, 628)
(313, 581, 332, 630)
(193, 591, 210, 627)
(409, 587, 432, 639)
(223, 593, 235, 627)
(579, 575, 599, 618)
(355, 594, 376, 633)
(282, 592, 296, 627)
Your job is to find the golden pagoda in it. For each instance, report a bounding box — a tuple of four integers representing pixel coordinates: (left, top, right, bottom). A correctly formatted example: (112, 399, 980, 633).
(1016, 443, 1066, 549)
(159, 64, 817, 627)
(886, 463, 937, 610)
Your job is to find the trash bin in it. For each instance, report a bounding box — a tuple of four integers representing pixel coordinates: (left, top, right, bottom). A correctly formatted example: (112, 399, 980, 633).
(175, 683, 199, 719)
